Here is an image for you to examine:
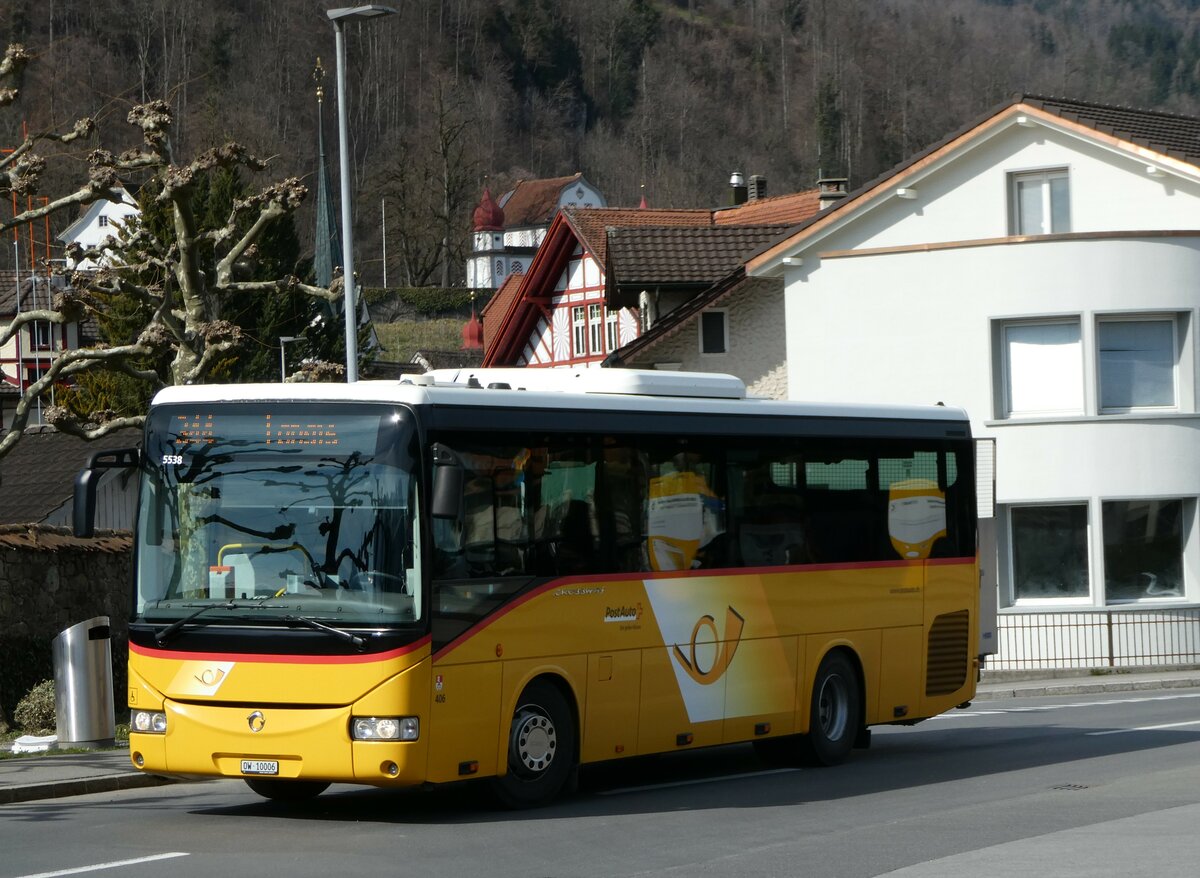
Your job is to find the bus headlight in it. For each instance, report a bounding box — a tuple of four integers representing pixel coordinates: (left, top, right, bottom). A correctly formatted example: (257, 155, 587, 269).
(352, 716, 418, 741)
(131, 710, 167, 734)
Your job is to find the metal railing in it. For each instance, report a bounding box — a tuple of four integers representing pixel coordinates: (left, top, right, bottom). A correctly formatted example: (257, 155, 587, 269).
(985, 608, 1200, 671)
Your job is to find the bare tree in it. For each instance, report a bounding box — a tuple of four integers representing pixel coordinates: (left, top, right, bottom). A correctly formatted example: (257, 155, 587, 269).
(0, 43, 341, 459)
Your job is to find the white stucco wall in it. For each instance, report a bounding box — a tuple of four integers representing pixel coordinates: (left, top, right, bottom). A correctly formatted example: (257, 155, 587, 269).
(627, 283, 788, 399)
(773, 114, 1200, 620)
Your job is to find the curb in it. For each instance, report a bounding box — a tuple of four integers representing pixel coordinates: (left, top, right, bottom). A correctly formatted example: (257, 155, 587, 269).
(976, 675, 1200, 701)
(0, 772, 175, 805)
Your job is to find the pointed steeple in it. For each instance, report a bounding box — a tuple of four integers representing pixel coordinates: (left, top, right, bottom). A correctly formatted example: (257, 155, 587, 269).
(462, 289, 483, 350)
(313, 57, 342, 289)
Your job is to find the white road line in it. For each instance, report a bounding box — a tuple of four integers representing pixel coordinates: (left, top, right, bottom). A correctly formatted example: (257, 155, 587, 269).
(598, 767, 800, 796)
(1087, 720, 1200, 737)
(14, 852, 189, 878)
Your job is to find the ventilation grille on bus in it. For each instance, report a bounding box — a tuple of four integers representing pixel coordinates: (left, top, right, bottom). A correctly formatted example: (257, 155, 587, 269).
(926, 610, 969, 696)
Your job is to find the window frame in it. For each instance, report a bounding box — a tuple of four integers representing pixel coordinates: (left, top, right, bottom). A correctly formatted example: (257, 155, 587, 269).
(572, 305, 587, 358)
(1006, 502, 1092, 606)
(1096, 315, 1178, 414)
(589, 303, 603, 355)
(699, 309, 729, 356)
(997, 318, 1085, 419)
(1009, 167, 1070, 235)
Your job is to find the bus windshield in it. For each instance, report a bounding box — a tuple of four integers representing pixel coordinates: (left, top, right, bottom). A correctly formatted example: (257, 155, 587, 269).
(135, 404, 421, 627)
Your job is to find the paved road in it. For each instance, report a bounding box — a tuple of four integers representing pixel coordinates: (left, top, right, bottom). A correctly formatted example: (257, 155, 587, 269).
(3, 688, 1200, 877)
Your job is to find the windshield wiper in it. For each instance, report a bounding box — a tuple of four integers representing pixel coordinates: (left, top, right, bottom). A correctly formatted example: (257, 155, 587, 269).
(155, 600, 242, 644)
(283, 614, 367, 650)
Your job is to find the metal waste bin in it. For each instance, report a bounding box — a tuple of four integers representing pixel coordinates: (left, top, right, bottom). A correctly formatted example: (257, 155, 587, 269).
(52, 616, 116, 748)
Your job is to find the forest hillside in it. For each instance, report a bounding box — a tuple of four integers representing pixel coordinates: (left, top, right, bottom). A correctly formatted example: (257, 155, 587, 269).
(4, 0, 1200, 286)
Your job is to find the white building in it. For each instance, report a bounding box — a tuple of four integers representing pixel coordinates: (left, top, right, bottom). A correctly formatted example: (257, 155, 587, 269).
(466, 174, 605, 290)
(57, 186, 140, 270)
(748, 94, 1200, 670)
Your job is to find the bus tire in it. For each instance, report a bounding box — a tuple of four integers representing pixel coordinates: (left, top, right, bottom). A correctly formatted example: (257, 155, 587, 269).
(798, 651, 861, 767)
(492, 678, 576, 808)
(244, 778, 330, 801)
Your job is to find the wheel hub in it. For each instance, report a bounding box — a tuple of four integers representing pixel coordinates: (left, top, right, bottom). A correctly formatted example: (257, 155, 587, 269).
(515, 710, 557, 773)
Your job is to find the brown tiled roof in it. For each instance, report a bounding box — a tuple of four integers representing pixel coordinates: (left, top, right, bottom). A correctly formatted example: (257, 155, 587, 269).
(1024, 94, 1200, 164)
(0, 424, 141, 525)
(713, 190, 821, 226)
(0, 523, 131, 552)
(608, 225, 791, 286)
(481, 272, 524, 353)
(564, 208, 713, 268)
(607, 271, 782, 363)
(498, 174, 585, 227)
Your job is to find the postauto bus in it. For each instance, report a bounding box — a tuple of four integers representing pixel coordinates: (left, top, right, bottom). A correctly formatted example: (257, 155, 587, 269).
(75, 368, 983, 806)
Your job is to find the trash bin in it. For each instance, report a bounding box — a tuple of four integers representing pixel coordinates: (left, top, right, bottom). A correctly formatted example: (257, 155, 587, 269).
(52, 616, 116, 748)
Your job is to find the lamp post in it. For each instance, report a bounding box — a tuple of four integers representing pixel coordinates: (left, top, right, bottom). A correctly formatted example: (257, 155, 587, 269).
(327, 4, 397, 382)
(280, 336, 299, 382)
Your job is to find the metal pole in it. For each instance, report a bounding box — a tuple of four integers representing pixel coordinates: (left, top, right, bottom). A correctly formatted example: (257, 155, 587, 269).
(333, 20, 358, 382)
(381, 196, 387, 289)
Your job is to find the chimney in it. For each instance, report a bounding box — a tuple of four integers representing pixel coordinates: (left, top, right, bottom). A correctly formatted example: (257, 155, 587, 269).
(748, 175, 767, 201)
(817, 176, 848, 210)
(728, 171, 748, 206)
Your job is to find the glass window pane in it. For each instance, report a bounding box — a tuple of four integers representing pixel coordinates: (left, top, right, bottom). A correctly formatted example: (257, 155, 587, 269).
(701, 311, 726, 353)
(1005, 322, 1083, 415)
(1016, 178, 1044, 234)
(1049, 175, 1070, 232)
(1103, 499, 1184, 600)
(1011, 505, 1090, 599)
(1099, 320, 1175, 409)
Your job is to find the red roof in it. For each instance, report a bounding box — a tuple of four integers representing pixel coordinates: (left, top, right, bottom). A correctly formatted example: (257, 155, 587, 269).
(714, 189, 821, 226)
(481, 272, 524, 354)
(498, 174, 586, 227)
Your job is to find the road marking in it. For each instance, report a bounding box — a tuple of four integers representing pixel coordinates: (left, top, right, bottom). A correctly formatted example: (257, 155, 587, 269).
(598, 767, 800, 796)
(1087, 719, 1200, 737)
(14, 852, 189, 878)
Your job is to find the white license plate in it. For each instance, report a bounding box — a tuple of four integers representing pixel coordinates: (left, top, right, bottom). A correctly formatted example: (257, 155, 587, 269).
(240, 759, 279, 776)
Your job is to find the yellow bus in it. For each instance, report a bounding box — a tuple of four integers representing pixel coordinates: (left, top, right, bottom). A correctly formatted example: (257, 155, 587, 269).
(76, 368, 984, 806)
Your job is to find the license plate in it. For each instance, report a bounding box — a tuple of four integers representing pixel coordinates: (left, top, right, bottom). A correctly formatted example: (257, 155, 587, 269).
(240, 759, 279, 776)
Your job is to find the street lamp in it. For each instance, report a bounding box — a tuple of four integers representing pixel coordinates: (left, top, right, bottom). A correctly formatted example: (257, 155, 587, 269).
(327, 4, 397, 382)
(280, 336, 299, 382)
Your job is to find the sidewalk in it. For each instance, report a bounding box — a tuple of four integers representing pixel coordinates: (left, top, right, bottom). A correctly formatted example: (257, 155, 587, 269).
(4, 668, 1200, 805)
(0, 744, 175, 805)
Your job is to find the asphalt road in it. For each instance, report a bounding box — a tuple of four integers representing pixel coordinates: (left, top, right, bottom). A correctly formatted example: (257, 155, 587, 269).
(4, 689, 1200, 878)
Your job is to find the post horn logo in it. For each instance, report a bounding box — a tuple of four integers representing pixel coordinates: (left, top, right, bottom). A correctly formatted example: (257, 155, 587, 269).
(672, 605, 745, 685)
(247, 710, 266, 733)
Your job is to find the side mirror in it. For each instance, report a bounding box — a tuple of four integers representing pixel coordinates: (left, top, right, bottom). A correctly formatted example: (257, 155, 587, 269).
(74, 447, 141, 538)
(430, 443, 464, 520)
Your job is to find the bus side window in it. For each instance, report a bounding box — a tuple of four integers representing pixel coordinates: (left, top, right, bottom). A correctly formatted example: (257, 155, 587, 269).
(645, 444, 727, 571)
(603, 443, 648, 573)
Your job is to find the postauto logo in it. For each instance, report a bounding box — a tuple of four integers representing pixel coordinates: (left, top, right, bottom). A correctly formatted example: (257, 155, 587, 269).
(672, 606, 745, 685)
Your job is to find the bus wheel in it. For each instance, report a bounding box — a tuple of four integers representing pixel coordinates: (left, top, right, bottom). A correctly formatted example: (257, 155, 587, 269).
(799, 651, 861, 767)
(244, 778, 330, 801)
(493, 679, 576, 808)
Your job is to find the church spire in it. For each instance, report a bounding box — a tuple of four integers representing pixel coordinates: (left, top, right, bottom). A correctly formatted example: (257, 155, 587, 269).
(313, 57, 342, 289)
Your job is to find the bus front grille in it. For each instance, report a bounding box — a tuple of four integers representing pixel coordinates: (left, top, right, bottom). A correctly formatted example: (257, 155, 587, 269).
(926, 609, 969, 696)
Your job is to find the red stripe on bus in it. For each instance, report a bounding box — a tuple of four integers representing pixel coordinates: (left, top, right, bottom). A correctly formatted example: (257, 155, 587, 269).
(130, 634, 432, 665)
(431, 556, 977, 662)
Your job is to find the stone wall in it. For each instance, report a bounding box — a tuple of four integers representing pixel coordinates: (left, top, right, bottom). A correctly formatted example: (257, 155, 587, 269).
(0, 526, 131, 728)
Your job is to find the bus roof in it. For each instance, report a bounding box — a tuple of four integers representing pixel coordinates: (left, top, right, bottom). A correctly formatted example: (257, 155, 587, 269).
(150, 369, 970, 424)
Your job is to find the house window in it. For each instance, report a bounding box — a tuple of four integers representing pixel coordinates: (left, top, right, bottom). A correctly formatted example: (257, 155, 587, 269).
(606, 310, 619, 352)
(589, 303, 603, 354)
(1103, 499, 1184, 601)
(1010, 169, 1069, 235)
(700, 309, 728, 355)
(1010, 504, 1090, 601)
(32, 321, 53, 350)
(1000, 320, 1083, 417)
(1098, 318, 1176, 411)
(98, 214, 109, 227)
(572, 306, 587, 357)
